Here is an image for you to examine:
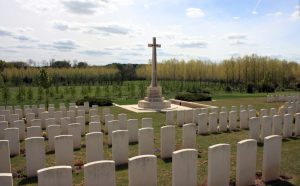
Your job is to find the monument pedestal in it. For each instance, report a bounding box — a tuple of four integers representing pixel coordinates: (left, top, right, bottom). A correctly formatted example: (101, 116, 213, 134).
(138, 86, 171, 109)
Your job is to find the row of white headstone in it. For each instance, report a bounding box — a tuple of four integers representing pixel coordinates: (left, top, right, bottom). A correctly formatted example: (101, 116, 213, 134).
(249, 113, 300, 142)
(0, 135, 282, 186)
(266, 94, 300, 103)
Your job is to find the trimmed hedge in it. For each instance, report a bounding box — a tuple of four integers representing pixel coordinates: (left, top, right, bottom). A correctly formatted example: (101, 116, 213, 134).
(76, 96, 113, 107)
(175, 92, 212, 102)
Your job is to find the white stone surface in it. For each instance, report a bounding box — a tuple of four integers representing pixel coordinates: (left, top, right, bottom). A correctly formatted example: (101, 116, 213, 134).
(249, 117, 260, 141)
(239, 110, 248, 129)
(198, 113, 208, 135)
(229, 111, 237, 130)
(0, 173, 13, 186)
(283, 114, 293, 138)
(84, 102, 89, 113)
(12, 120, 25, 140)
(9, 114, 19, 124)
(177, 110, 184, 127)
(112, 130, 128, 165)
(182, 123, 196, 148)
(138, 127, 154, 155)
(40, 111, 49, 129)
(262, 135, 282, 182)
(127, 119, 138, 143)
(38, 166, 72, 186)
(165, 110, 174, 125)
(25, 137, 45, 177)
(118, 113, 127, 130)
(0, 121, 8, 140)
(47, 125, 61, 152)
(236, 139, 257, 186)
(77, 110, 85, 117)
(89, 109, 98, 117)
(85, 132, 104, 163)
(272, 115, 282, 135)
(4, 128, 19, 155)
(31, 119, 42, 127)
(261, 116, 272, 141)
(45, 118, 56, 129)
(129, 155, 157, 186)
(107, 120, 120, 145)
(295, 113, 300, 136)
(208, 144, 231, 186)
(90, 115, 100, 123)
(219, 112, 228, 132)
(89, 122, 101, 133)
(248, 109, 256, 119)
(55, 135, 73, 166)
(184, 109, 193, 124)
(84, 160, 116, 186)
(60, 117, 71, 134)
(160, 126, 175, 159)
(102, 108, 111, 122)
(172, 149, 197, 186)
(54, 111, 63, 125)
(141, 118, 152, 128)
(0, 140, 11, 173)
(27, 126, 42, 138)
(209, 112, 218, 133)
(67, 123, 81, 149)
(25, 113, 35, 127)
(75, 116, 85, 135)
(67, 110, 76, 123)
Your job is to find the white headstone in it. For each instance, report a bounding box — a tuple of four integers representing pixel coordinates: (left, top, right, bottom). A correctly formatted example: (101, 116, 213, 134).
(209, 112, 218, 133)
(208, 144, 231, 186)
(84, 160, 116, 186)
(262, 135, 282, 182)
(0, 121, 8, 140)
(118, 114, 127, 130)
(177, 110, 184, 127)
(248, 109, 256, 119)
(193, 108, 201, 123)
(261, 116, 272, 141)
(89, 109, 98, 117)
(165, 111, 174, 125)
(102, 108, 111, 122)
(25, 137, 45, 177)
(172, 149, 197, 186)
(283, 114, 293, 138)
(295, 113, 300, 136)
(0, 173, 13, 186)
(272, 115, 282, 135)
(107, 120, 119, 145)
(89, 122, 101, 133)
(31, 119, 42, 127)
(45, 118, 56, 129)
(90, 115, 100, 123)
(229, 111, 237, 131)
(239, 110, 248, 129)
(138, 127, 154, 155)
(67, 123, 81, 149)
(60, 117, 71, 134)
(127, 119, 138, 143)
(85, 132, 104, 163)
(141, 118, 152, 128)
(38, 166, 72, 186)
(112, 130, 128, 165)
(182, 123, 196, 149)
(197, 113, 208, 134)
(55, 135, 73, 166)
(160, 125, 175, 159)
(75, 116, 85, 135)
(40, 111, 49, 128)
(0, 140, 11, 173)
(219, 112, 227, 132)
(129, 155, 157, 186)
(12, 120, 25, 140)
(67, 110, 76, 123)
(27, 126, 42, 138)
(249, 117, 260, 141)
(184, 109, 193, 124)
(47, 125, 61, 152)
(236, 139, 257, 186)
(4, 128, 19, 156)
(26, 113, 35, 126)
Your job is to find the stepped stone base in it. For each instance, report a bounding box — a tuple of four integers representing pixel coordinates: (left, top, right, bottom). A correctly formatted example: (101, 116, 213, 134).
(138, 86, 171, 109)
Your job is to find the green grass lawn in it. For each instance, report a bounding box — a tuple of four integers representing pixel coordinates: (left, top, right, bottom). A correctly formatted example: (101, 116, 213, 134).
(10, 103, 300, 186)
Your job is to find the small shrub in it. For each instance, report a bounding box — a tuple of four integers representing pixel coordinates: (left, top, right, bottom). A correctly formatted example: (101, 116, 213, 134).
(76, 96, 113, 107)
(175, 92, 212, 102)
(225, 86, 232, 92)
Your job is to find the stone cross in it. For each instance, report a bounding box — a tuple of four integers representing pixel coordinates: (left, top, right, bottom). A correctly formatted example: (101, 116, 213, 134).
(148, 37, 161, 87)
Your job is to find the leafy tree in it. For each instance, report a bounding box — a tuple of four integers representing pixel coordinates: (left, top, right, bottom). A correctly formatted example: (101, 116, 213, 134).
(75, 62, 88, 68)
(27, 87, 33, 104)
(16, 85, 26, 104)
(70, 86, 76, 99)
(2, 84, 10, 105)
(38, 69, 52, 106)
(50, 60, 71, 68)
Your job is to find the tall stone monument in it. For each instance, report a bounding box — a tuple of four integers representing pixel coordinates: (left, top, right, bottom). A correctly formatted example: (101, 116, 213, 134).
(138, 37, 171, 109)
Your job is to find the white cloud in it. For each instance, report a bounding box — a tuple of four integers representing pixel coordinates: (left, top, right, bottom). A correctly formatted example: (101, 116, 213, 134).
(38, 39, 80, 51)
(176, 40, 207, 48)
(266, 12, 283, 17)
(251, 11, 258, 15)
(227, 33, 247, 40)
(186, 8, 205, 18)
(0, 27, 38, 42)
(232, 17, 240, 20)
(291, 6, 300, 20)
(61, 0, 108, 15)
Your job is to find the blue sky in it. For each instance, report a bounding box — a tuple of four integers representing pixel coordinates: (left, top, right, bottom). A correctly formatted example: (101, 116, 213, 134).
(0, 0, 299, 65)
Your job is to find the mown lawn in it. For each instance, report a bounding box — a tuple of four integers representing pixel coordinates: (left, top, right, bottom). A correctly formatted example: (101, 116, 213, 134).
(10, 102, 300, 186)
